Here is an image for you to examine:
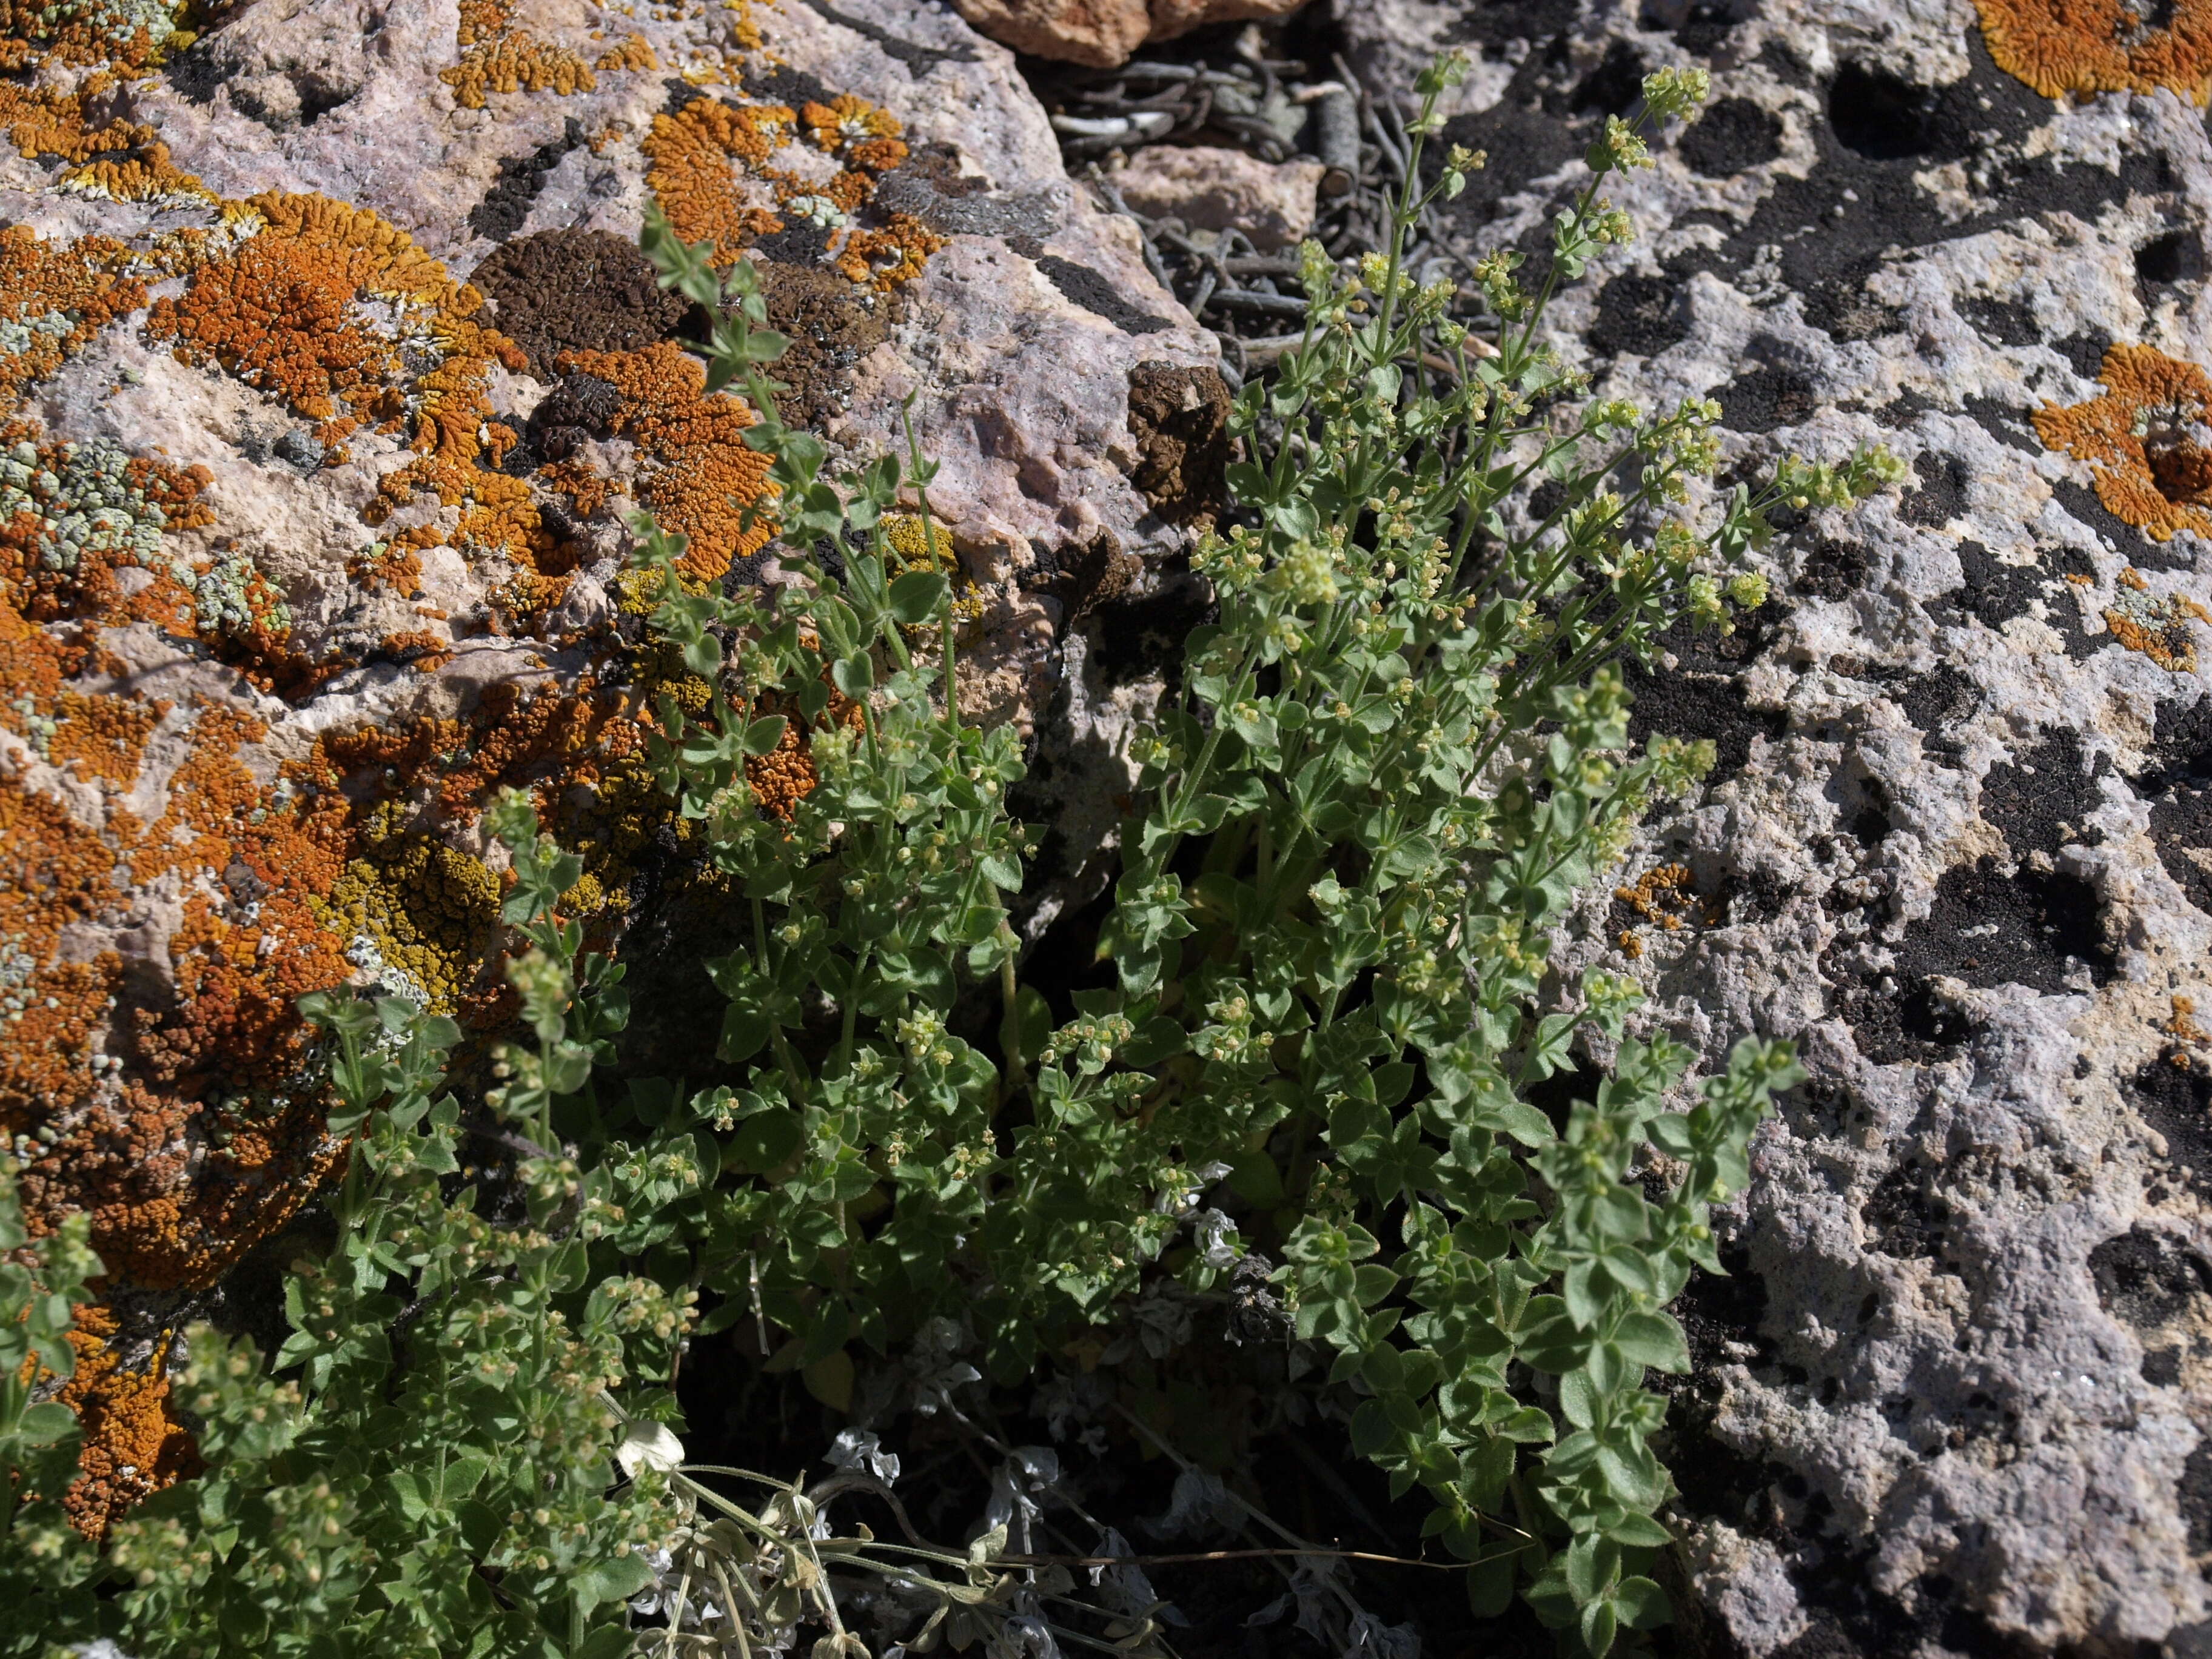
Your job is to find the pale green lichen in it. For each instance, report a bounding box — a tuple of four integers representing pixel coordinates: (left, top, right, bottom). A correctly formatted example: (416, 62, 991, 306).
(192, 550, 292, 639)
(0, 438, 172, 574)
(0, 312, 75, 362)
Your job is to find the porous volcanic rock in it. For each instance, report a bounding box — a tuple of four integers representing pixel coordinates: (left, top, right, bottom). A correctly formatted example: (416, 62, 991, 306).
(0, 0, 1207, 1535)
(1330, 0, 2212, 1649)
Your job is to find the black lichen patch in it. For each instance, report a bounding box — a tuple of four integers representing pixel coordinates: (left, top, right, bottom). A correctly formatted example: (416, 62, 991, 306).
(2046, 474, 2197, 575)
(1717, 365, 1822, 434)
(1125, 362, 1232, 525)
(1901, 452, 1969, 527)
(1667, 0, 1745, 55)
(1862, 1160, 1945, 1259)
(1429, 30, 1606, 229)
(1569, 39, 1647, 116)
(748, 220, 835, 267)
(875, 145, 1061, 242)
(2131, 1050, 2212, 1194)
(1624, 601, 1789, 782)
(1035, 255, 1170, 335)
(1957, 294, 2040, 348)
(1678, 96, 1783, 176)
(1797, 537, 1872, 600)
(506, 372, 622, 477)
(1897, 663, 1976, 751)
(1832, 959, 1980, 1065)
(1979, 728, 2100, 860)
(2133, 694, 2212, 916)
(471, 229, 689, 380)
(2051, 331, 2114, 380)
(2183, 1442, 2212, 1557)
(1667, 35, 2161, 355)
(1024, 530, 1138, 625)
(2088, 1226, 2211, 1330)
(756, 260, 896, 429)
(163, 39, 225, 103)
(1827, 61, 1986, 163)
(740, 62, 833, 109)
(469, 119, 586, 244)
(1937, 540, 2036, 629)
(1586, 272, 1687, 357)
(1928, 543, 2094, 655)
(1964, 394, 2042, 454)
(1895, 859, 2116, 994)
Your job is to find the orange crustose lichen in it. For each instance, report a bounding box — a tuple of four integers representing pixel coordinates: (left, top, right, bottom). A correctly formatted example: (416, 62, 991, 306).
(556, 341, 777, 581)
(1974, 0, 2212, 106)
(0, 83, 209, 201)
(745, 719, 819, 820)
(440, 0, 598, 109)
(2103, 568, 2210, 672)
(2034, 343, 2212, 540)
(0, 13, 946, 1535)
(55, 1305, 198, 1541)
(644, 96, 796, 263)
(0, 224, 148, 409)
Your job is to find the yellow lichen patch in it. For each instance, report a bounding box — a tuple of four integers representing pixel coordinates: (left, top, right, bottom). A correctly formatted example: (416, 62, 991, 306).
(2036, 344, 2212, 540)
(0, 780, 124, 1122)
(882, 511, 985, 638)
(440, 0, 597, 109)
(316, 806, 502, 1015)
(1974, 0, 2212, 106)
(1612, 862, 1721, 958)
(2104, 569, 2209, 672)
(644, 96, 796, 263)
(147, 230, 410, 440)
(595, 32, 656, 71)
(55, 1304, 196, 1541)
(837, 213, 947, 292)
(556, 341, 776, 582)
(803, 92, 901, 153)
(147, 193, 551, 575)
(347, 540, 426, 597)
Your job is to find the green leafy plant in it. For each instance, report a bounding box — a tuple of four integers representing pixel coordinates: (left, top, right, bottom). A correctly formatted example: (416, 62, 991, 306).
(0, 53, 1906, 1659)
(603, 50, 1899, 1653)
(0, 1158, 104, 1626)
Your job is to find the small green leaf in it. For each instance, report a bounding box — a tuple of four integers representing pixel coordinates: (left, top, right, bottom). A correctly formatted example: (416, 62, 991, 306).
(888, 569, 950, 625)
(572, 1552, 655, 1612)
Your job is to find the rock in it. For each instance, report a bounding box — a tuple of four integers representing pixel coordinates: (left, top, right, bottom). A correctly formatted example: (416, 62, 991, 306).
(1108, 143, 1324, 251)
(0, 0, 1212, 1537)
(1329, 0, 2212, 1648)
(947, 0, 1309, 70)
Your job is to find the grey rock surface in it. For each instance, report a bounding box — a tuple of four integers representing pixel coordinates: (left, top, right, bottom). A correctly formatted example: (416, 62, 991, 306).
(1327, 0, 2212, 1649)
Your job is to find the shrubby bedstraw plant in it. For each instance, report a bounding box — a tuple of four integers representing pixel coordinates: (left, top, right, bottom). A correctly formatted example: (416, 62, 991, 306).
(0, 53, 1903, 1659)
(606, 50, 1899, 1652)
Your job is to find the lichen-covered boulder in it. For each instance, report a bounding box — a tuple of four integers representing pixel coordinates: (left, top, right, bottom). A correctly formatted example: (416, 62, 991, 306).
(1330, 0, 2212, 1647)
(0, 0, 1210, 1536)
